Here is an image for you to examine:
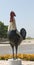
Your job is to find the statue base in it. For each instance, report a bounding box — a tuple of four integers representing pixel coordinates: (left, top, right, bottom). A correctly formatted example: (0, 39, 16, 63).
(8, 58, 22, 65)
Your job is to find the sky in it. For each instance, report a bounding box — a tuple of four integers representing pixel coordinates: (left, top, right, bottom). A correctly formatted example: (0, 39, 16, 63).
(0, 0, 34, 38)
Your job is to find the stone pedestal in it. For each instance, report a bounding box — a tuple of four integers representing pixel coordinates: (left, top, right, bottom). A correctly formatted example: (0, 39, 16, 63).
(8, 59, 22, 65)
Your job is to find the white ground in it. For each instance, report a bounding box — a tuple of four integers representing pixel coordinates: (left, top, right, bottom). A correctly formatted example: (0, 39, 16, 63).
(0, 60, 34, 65)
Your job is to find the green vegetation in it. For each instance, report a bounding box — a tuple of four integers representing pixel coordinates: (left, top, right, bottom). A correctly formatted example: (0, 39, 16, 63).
(0, 21, 8, 38)
(26, 37, 34, 40)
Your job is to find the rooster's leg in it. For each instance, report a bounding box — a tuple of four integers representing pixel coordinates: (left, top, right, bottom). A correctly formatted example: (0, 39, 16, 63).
(15, 45, 18, 59)
(12, 45, 14, 59)
(10, 42, 14, 59)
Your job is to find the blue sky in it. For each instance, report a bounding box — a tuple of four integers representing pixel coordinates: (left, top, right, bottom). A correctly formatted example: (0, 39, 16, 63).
(0, 0, 34, 38)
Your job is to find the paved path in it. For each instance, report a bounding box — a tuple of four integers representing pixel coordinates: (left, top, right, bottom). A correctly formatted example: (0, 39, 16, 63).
(0, 60, 34, 65)
(0, 40, 34, 55)
(22, 61, 34, 65)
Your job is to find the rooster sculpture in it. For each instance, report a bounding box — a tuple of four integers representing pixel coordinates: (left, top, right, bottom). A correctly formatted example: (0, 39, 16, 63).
(8, 11, 26, 59)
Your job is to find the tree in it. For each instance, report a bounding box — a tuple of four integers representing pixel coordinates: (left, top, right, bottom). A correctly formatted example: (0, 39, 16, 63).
(3, 25, 8, 38)
(0, 21, 4, 38)
(0, 21, 8, 38)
